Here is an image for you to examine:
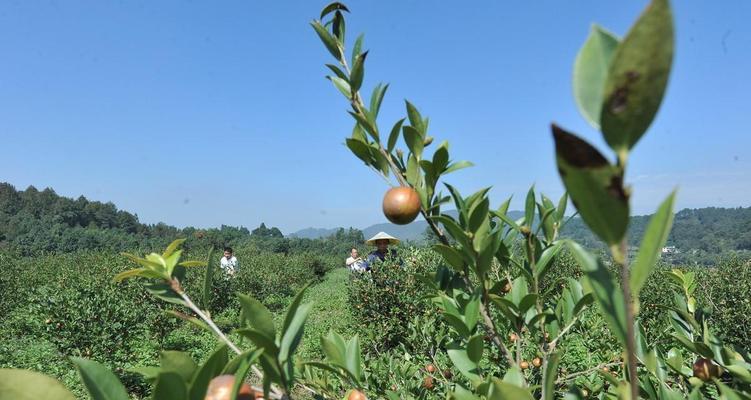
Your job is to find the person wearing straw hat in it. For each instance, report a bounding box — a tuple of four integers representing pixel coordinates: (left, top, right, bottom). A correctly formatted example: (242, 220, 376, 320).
(363, 231, 401, 270)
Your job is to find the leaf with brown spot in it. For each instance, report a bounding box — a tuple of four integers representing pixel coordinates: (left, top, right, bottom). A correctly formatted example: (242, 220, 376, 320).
(552, 124, 629, 245)
(600, 0, 674, 153)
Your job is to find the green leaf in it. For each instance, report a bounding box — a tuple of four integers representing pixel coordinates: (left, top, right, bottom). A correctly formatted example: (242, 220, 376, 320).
(487, 378, 535, 400)
(433, 244, 464, 271)
(202, 246, 215, 312)
(600, 0, 674, 153)
(403, 125, 424, 159)
(320, 2, 349, 19)
(524, 186, 535, 227)
(151, 372, 187, 400)
(567, 241, 628, 345)
(535, 241, 563, 279)
(433, 141, 449, 172)
(467, 334, 484, 363)
(444, 160, 473, 175)
(328, 75, 352, 99)
(351, 33, 364, 66)
(0, 369, 76, 400)
(349, 51, 368, 93)
(71, 357, 129, 400)
(325, 64, 348, 81)
(573, 24, 620, 129)
(502, 366, 525, 386)
(160, 351, 198, 384)
(238, 294, 276, 340)
(188, 346, 228, 400)
(345, 336, 363, 383)
(447, 343, 481, 384)
(279, 302, 313, 363)
(321, 330, 347, 366)
(556, 192, 568, 223)
(552, 124, 629, 245)
(345, 138, 373, 165)
(370, 83, 389, 120)
(386, 118, 405, 153)
(145, 282, 186, 306)
(405, 100, 425, 134)
(113, 268, 162, 282)
(281, 283, 312, 342)
(348, 111, 378, 141)
(311, 20, 342, 60)
(222, 349, 263, 375)
(236, 329, 279, 358)
(630, 191, 676, 297)
(230, 351, 261, 400)
(543, 353, 560, 400)
(162, 238, 186, 258)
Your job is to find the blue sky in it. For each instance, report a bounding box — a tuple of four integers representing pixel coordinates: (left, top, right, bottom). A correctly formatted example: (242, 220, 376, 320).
(1, 1, 749, 234)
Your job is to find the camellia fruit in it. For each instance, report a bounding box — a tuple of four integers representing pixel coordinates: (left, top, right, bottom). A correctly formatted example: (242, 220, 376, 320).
(422, 376, 434, 390)
(692, 358, 720, 381)
(382, 187, 421, 225)
(532, 357, 542, 368)
(520, 361, 529, 370)
(425, 364, 436, 373)
(204, 375, 254, 400)
(348, 389, 367, 400)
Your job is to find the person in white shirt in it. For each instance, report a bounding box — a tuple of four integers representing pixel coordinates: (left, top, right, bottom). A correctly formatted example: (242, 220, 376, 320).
(345, 248, 366, 272)
(220, 247, 238, 276)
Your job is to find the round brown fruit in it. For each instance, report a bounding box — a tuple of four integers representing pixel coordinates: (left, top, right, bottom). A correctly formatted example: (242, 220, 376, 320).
(422, 376, 434, 390)
(204, 375, 254, 400)
(582, 389, 589, 397)
(348, 389, 367, 400)
(426, 364, 436, 373)
(442, 369, 453, 379)
(382, 187, 421, 225)
(602, 366, 610, 373)
(520, 361, 530, 370)
(532, 357, 542, 368)
(693, 358, 720, 381)
(509, 333, 518, 342)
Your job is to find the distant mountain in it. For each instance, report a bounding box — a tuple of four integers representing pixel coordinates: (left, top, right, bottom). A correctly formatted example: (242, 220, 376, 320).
(288, 210, 526, 243)
(288, 227, 339, 239)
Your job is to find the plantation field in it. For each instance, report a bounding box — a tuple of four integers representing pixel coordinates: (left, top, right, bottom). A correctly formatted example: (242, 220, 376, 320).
(1, 242, 749, 399)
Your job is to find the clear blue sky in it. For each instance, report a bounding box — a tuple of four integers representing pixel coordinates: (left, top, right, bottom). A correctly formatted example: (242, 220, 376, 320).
(1, 1, 749, 234)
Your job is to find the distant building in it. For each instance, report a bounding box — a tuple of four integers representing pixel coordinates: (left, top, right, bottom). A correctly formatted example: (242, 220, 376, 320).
(661, 246, 678, 254)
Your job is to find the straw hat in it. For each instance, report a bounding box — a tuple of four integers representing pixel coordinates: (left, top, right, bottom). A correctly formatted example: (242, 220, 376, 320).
(365, 231, 400, 246)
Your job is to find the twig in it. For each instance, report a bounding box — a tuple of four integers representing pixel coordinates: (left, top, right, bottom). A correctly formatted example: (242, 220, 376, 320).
(616, 240, 639, 400)
(556, 361, 621, 384)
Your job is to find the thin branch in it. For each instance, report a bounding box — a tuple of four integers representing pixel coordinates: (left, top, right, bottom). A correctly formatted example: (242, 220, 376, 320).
(556, 361, 621, 384)
(616, 240, 639, 400)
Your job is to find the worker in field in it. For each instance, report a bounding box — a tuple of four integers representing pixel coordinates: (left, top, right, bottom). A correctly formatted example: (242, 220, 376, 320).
(363, 232, 402, 270)
(220, 246, 238, 276)
(346, 247, 367, 272)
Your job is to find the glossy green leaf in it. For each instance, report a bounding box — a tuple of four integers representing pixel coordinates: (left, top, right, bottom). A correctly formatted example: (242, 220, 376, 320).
(444, 160, 473, 175)
(468, 198, 489, 233)
(447, 343, 481, 384)
(433, 244, 464, 270)
(552, 124, 628, 245)
(236, 329, 279, 357)
(386, 118, 405, 153)
(160, 351, 198, 384)
(351, 33, 364, 66)
(600, 0, 674, 153)
(543, 353, 560, 400)
(567, 241, 627, 345)
(238, 294, 276, 340)
(279, 302, 313, 363)
(487, 378, 535, 400)
(535, 241, 563, 279)
(524, 186, 535, 227)
(370, 83, 389, 120)
(328, 75, 352, 99)
(321, 330, 347, 366)
(319, 2, 349, 19)
(345, 138, 372, 165)
(230, 351, 259, 400)
(403, 125, 424, 159)
(144, 282, 186, 306)
(162, 238, 186, 258)
(188, 346, 228, 400)
(0, 369, 76, 400)
(467, 334, 484, 363)
(152, 372, 187, 400)
(222, 349, 263, 375)
(573, 24, 620, 129)
(345, 336, 363, 382)
(348, 111, 378, 141)
(631, 191, 676, 298)
(405, 100, 425, 134)
(71, 357, 129, 400)
(325, 64, 348, 81)
(311, 20, 342, 60)
(349, 51, 368, 93)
